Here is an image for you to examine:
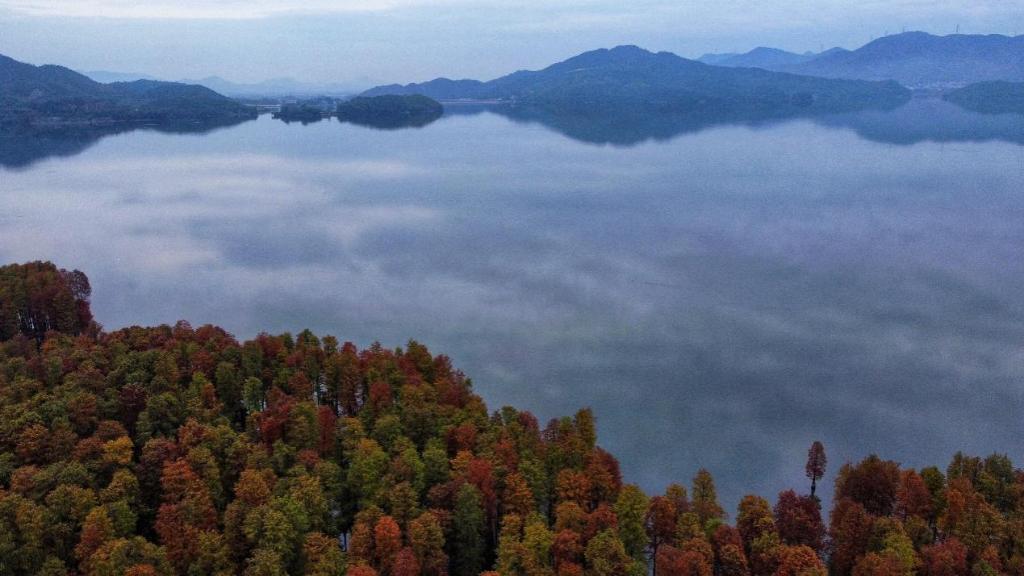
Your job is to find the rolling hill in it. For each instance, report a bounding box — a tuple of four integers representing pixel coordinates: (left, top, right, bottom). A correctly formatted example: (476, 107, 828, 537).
(788, 32, 1024, 88)
(362, 78, 488, 100)
(1, 53, 255, 127)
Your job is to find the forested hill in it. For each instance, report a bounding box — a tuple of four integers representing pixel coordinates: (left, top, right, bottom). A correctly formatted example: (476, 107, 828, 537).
(694, 33, 1024, 89)
(362, 45, 910, 114)
(787, 32, 1024, 88)
(0, 260, 1019, 576)
(0, 53, 255, 127)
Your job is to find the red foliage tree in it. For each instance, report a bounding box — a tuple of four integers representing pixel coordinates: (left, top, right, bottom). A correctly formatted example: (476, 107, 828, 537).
(502, 472, 535, 518)
(316, 405, 337, 456)
(851, 553, 902, 576)
(647, 495, 679, 564)
(657, 544, 713, 576)
(447, 422, 477, 453)
(466, 458, 498, 521)
(896, 469, 933, 520)
(552, 529, 583, 570)
(374, 516, 402, 575)
(712, 525, 749, 576)
(368, 381, 393, 413)
(257, 387, 295, 447)
(557, 563, 583, 576)
(828, 498, 874, 576)
(834, 456, 901, 516)
(806, 441, 827, 498)
(155, 459, 218, 574)
(556, 469, 592, 509)
(776, 545, 826, 576)
(583, 503, 618, 542)
(391, 547, 421, 576)
(920, 538, 968, 576)
(774, 490, 825, 552)
(585, 448, 623, 504)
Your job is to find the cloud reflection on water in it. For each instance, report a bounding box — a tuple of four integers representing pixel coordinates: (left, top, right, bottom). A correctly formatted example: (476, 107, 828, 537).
(2, 112, 1024, 514)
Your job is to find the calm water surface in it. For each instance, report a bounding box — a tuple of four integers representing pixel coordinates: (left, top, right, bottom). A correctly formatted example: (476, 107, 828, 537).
(3, 100, 1024, 513)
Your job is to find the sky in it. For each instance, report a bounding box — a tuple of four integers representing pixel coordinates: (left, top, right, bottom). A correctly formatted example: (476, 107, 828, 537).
(1, 0, 1022, 87)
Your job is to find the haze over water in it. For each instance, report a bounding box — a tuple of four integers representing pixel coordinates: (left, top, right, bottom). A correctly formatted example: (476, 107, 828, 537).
(3, 102, 1024, 513)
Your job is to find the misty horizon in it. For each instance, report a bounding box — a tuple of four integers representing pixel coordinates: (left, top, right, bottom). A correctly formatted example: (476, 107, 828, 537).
(68, 31, 1024, 91)
(2, 1, 1023, 85)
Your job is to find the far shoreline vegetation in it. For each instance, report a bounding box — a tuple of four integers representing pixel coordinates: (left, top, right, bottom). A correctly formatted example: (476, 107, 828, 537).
(0, 260, 1021, 576)
(272, 95, 445, 129)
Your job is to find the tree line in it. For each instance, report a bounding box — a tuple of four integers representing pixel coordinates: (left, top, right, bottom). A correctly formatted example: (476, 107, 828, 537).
(0, 261, 1019, 576)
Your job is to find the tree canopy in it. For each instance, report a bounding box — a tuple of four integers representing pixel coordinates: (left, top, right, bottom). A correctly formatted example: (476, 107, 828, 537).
(0, 262, 1019, 576)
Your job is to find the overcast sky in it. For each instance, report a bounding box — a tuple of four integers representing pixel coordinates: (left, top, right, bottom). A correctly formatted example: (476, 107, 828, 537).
(1, 1, 1021, 86)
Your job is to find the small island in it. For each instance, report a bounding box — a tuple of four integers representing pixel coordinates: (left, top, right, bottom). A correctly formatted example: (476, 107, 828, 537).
(336, 95, 444, 128)
(272, 103, 329, 124)
(263, 94, 445, 129)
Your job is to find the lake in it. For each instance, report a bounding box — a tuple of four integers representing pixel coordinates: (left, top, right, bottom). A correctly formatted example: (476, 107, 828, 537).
(3, 98, 1024, 514)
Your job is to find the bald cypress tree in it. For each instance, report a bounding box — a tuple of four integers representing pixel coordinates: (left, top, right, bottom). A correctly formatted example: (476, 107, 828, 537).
(692, 469, 724, 526)
(806, 441, 827, 498)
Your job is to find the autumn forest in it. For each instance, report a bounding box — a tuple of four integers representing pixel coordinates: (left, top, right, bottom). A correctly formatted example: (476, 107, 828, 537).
(0, 261, 1020, 576)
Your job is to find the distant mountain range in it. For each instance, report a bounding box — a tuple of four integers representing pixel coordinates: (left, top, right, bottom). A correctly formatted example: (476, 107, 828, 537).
(82, 70, 159, 83)
(362, 45, 910, 114)
(178, 76, 364, 98)
(698, 47, 848, 69)
(83, 71, 365, 98)
(1, 53, 255, 127)
(67, 32, 1024, 111)
(701, 32, 1024, 89)
(791, 32, 1024, 88)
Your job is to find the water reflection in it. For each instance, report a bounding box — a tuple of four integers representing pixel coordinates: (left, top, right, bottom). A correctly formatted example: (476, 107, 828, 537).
(337, 111, 443, 131)
(0, 111, 451, 169)
(447, 98, 1024, 147)
(817, 98, 1024, 146)
(0, 118, 252, 170)
(469, 105, 835, 146)
(271, 114, 443, 129)
(2, 112, 1024, 514)
(5, 99, 1024, 169)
